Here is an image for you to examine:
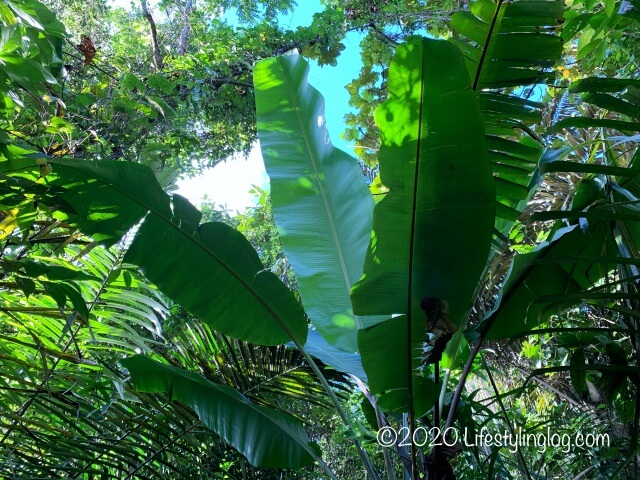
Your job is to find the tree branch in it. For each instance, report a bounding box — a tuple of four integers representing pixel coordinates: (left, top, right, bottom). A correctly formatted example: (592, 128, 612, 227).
(141, 0, 163, 70)
(176, 0, 194, 55)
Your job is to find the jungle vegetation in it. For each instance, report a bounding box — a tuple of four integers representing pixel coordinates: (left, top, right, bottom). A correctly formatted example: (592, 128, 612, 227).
(1, 0, 640, 479)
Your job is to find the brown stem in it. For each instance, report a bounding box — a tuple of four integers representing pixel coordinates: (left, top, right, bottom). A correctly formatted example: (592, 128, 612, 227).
(444, 333, 484, 431)
(177, 0, 194, 55)
(141, 0, 164, 70)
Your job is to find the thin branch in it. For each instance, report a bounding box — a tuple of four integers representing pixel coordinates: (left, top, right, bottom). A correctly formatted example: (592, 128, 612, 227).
(64, 40, 119, 80)
(176, 0, 194, 55)
(141, 0, 164, 70)
(369, 23, 398, 47)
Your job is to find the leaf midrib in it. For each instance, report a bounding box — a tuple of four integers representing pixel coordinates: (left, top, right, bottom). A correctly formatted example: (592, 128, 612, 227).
(275, 57, 360, 328)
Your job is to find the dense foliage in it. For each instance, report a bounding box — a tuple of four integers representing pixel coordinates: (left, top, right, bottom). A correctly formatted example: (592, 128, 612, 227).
(2, 0, 640, 479)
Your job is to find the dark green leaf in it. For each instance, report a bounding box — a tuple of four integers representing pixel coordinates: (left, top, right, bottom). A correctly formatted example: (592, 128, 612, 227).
(121, 355, 319, 469)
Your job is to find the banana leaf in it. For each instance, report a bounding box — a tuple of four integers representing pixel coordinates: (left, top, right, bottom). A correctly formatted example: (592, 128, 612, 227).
(3, 156, 308, 346)
(451, 0, 564, 225)
(121, 355, 320, 469)
(479, 223, 615, 339)
(254, 55, 376, 352)
(351, 37, 495, 326)
(350, 37, 495, 410)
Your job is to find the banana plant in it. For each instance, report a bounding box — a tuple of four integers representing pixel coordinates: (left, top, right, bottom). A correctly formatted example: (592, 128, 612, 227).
(350, 39, 495, 476)
(252, 1, 568, 477)
(253, 53, 378, 355)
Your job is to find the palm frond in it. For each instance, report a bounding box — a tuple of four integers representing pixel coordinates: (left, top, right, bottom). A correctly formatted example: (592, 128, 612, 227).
(451, 0, 564, 224)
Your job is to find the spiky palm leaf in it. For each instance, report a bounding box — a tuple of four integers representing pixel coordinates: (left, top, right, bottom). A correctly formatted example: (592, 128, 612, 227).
(0, 235, 338, 477)
(450, 0, 564, 225)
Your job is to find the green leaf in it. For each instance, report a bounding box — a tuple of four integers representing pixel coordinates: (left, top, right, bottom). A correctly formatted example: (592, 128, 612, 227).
(15, 276, 35, 298)
(6, 0, 43, 30)
(605, 0, 615, 17)
(121, 355, 319, 469)
(42, 280, 89, 321)
(254, 55, 375, 352)
(296, 328, 368, 380)
(6, 158, 309, 346)
(450, 0, 564, 225)
(357, 315, 420, 395)
(351, 37, 495, 330)
(125, 215, 308, 345)
(15, 259, 100, 281)
(377, 376, 438, 417)
(357, 314, 437, 416)
(450, 0, 564, 89)
(147, 73, 175, 95)
(480, 224, 614, 339)
(52, 159, 169, 247)
(121, 72, 146, 92)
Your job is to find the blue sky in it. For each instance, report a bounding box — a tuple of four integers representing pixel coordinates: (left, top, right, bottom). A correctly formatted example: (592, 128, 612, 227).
(176, 2, 365, 211)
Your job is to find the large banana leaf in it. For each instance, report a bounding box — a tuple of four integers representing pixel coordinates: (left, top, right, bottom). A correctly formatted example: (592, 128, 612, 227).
(254, 55, 375, 352)
(351, 37, 495, 326)
(121, 355, 319, 469)
(479, 223, 614, 339)
(350, 37, 495, 410)
(481, 153, 639, 340)
(450, 0, 563, 89)
(357, 315, 438, 417)
(4, 156, 307, 346)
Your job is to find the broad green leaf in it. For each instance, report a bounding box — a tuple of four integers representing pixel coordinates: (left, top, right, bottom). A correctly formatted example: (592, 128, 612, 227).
(377, 377, 438, 418)
(42, 280, 89, 321)
(2, 157, 307, 346)
(357, 315, 421, 395)
(357, 314, 437, 416)
(295, 328, 368, 380)
(450, 0, 564, 224)
(1, 258, 100, 282)
(121, 355, 319, 469)
(351, 37, 495, 330)
(350, 37, 494, 415)
(254, 55, 375, 352)
(569, 77, 640, 93)
(125, 215, 308, 345)
(480, 223, 614, 339)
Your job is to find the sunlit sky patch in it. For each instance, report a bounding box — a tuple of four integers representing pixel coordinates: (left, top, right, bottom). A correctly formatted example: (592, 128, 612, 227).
(107, 0, 364, 213)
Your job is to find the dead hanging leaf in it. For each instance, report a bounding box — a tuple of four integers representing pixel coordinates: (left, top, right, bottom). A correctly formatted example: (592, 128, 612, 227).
(0, 209, 19, 239)
(77, 35, 96, 66)
(420, 297, 457, 366)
